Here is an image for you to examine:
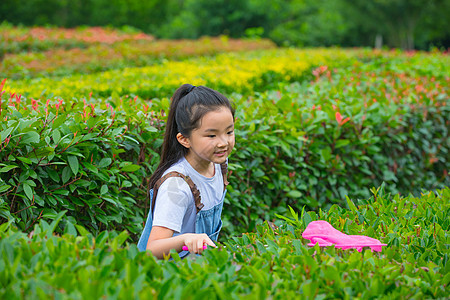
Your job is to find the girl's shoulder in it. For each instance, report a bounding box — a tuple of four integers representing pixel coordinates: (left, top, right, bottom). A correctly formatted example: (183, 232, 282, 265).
(162, 157, 225, 187)
(156, 159, 193, 200)
(162, 160, 188, 177)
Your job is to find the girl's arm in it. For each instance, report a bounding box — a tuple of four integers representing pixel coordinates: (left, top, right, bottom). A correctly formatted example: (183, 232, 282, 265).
(147, 226, 216, 259)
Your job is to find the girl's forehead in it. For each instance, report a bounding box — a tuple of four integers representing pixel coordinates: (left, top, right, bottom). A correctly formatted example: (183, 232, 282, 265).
(197, 107, 234, 128)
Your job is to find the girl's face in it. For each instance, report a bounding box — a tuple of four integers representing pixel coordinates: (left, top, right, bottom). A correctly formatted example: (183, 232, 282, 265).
(179, 106, 235, 173)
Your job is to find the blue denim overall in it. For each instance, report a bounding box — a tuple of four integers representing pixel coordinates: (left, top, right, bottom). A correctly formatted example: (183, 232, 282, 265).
(137, 169, 226, 258)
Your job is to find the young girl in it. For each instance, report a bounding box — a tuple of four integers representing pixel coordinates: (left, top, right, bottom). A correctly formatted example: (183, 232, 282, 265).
(137, 84, 235, 259)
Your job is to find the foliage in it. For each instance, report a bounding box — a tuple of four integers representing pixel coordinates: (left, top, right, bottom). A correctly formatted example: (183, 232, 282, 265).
(0, 26, 448, 297)
(340, 0, 450, 49)
(267, 0, 349, 47)
(0, 187, 448, 298)
(0, 24, 154, 54)
(0, 0, 172, 33)
(1, 48, 448, 238)
(157, 0, 260, 39)
(225, 51, 449, 233)
(0, 30, 275, 79)
(0, 92, 163, 235)
(1, 0, 448, 49)
(3, 48, 360, 99)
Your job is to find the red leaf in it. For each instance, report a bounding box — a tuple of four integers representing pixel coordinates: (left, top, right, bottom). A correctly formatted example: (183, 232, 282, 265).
(0, 78, 6, 91)
(335, 112, 342, 124)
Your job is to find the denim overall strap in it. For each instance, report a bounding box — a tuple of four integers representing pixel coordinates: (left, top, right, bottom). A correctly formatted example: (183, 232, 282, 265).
(192, 162, 227, 241)
(137, 189, 154, 251)
(194, 190, 226, 241)
(152, 171, 203, 213)
(220, 163, 229, 190)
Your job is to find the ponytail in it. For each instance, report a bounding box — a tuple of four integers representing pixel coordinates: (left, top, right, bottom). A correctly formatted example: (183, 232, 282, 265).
(148, 84, 235, 190)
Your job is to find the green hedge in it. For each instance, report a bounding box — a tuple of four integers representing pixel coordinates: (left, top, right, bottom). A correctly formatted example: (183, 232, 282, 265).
(0, 94, 162, 235)
(1, 49, 449, 237)
(1, 186, 448, 298)
(225, 56, 449, 233)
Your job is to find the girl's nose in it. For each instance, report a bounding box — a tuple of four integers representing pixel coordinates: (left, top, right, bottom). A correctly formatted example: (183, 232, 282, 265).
(217, 135, 228, 147)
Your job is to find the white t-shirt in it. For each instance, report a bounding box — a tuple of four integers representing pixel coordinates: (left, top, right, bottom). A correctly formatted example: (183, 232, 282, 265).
(152, 157, 224, 236)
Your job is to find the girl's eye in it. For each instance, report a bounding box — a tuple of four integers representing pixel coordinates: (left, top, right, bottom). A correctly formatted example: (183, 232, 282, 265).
(207, 135, 216, 138)
(227, 130, 234, 135)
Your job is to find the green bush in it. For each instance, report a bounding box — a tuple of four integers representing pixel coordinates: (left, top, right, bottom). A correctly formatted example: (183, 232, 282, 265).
(1, 187, 448, 298)
(0, 94, 164, 235)
(223, 55, 449, 233)
(1, 49, 449, 238)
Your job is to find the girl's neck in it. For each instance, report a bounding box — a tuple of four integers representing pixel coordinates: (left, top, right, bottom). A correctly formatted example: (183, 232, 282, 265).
(185, 155, 215, 178)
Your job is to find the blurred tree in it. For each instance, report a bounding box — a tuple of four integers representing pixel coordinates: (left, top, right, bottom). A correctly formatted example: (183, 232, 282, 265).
(156, 0, 260, 38)
(0, 0, 172, 33)
(340, 0, 449, 49)
(266, 0, 349, 47)
(0, 0, 448, 49)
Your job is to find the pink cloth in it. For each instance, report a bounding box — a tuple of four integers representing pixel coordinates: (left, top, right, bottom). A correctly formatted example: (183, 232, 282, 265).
(302, 220, 387, 252)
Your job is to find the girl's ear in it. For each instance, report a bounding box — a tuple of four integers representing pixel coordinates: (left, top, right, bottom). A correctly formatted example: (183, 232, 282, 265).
(176, 133, 190, 148)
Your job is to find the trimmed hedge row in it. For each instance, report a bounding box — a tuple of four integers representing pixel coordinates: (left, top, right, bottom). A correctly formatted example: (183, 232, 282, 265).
(0, 24, 154, 54)
(224, 56, 449, 233)
(1, 49, 449, 238)
(3, 48, 362, 99)
(1, 37, 275, 79)
(0, 93, 161, 235)
(1, 186, 448, 298)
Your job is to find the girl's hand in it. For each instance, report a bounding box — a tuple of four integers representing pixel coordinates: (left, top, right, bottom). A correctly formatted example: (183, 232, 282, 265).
(183, 233, 216, 254)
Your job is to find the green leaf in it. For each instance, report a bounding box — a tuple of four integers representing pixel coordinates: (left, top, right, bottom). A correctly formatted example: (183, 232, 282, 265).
(110, 230, 129, 250)
(0, 165, 18, 173)
(53, 115, 66, 128)
(82, 162, 98, 174)
(98, 158, 112, 168)
(303, 212, 312, 229)
(52, 129, 61, 144)
(64, 221, 78, 236)
(335, 139, 350, 148)
(68, 156, 79, 176)
(23, 183, 33, 201)
(47, 210, 67, 235)
(21, 131, 40, 144)
(286, 190, 302, 198)
(48, 168, 60, 183)
(47, 195, 57, 206)
(0, 219, 14, 233)
(0, 184, 11, 193)
(75, 224, 90, 236)
(120, 164, 140, 172)
(1, 127, 14, 142)
(16, 157, 32, 164)
(53, 189, 69, 196)
(346, 196, 358, 212)
(33, 147, 54, 158)
(100, 185, 108, 195)
(87, 117, 99, 129)
(62, 166, 71, 184)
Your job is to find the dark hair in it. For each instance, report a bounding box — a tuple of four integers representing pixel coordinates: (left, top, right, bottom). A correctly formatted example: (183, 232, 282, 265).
(148, 84, 235, 190)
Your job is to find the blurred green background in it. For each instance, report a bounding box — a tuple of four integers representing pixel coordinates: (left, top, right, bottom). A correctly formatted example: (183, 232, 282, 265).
(1, 0, 449, 50)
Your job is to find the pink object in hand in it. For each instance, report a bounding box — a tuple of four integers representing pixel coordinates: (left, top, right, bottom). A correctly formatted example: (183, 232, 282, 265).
(182, 245, 207, 251)
(302, 220, 387, 252)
